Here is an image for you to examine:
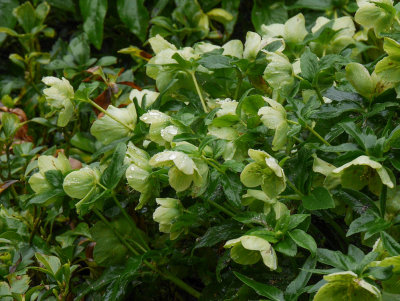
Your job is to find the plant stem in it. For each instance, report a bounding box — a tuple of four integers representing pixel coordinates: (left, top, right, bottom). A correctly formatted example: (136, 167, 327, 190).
(234, 69, 243, 100)
(380, 185, 387, 218)
(112, 194, 150, 251)
(286, 179, 304, 197)
(93, 208, 140, 256)
(87, 99, 134, 131)
(305, 124, 330, 146)
(189, 71, 208, 113)
(93, 209, 201, 298)
(205, 199, 235, 217)
(315, 86, 324, 103)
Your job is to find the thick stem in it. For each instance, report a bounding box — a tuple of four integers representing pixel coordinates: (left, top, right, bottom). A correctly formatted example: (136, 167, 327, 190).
(87, 99, 134, 131)
(190, 71, 208, 113)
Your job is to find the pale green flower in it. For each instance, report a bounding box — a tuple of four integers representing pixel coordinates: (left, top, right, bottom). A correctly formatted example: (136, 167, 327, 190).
(215, 98, 238, 117)
(90, 104, 137, 145)
(332, 155, 394, 195)
(63, 167, 100, 199)
(243, 31, 262, 60)
(153, 198, 183, 240)
(148, 34, 177, 55)
(222, 40, 243, 58)
(140, 110, 172, 146)
(240, 149, 286, 200)
(375, 38, 400, 83)
(258, 97, 288, 151)
(261, 13, 308, 44)
(42, 76, 75, 127)
(224, 235, 277, 270)
(263, 52, 294, 94)
(355, 0, 395, 36)
(149, 151, 203, 192)
(314, 271, 381, 301)
(242, 189, 288, 219)
(125, 142, 155, 209)
(129, 89, 159, 108)
(311, 16, 355, 54)
(194, 42, 220, 55)
(312, 155, 341, 190)
(29, 153, 71, 194)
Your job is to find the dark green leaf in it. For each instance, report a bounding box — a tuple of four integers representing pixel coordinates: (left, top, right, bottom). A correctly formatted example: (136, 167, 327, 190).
(100, 143, 128, 190)
(300, 48, 319, 83)
(288, 229, 317, 256)
(117, 0, 149, 42)
(234, 272, 285, 301)
(302, 187, 335, 210)
(194, 222, 242, 249)
(79, 0, 107, 49)
(221, 171, 242, 207)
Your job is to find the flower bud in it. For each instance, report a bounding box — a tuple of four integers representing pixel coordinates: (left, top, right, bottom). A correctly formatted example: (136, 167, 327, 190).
(63, 167, 100, 199)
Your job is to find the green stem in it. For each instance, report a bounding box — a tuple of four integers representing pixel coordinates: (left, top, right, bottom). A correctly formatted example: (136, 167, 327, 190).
(205, 199, 235, 217)
(305, 124, 330, 146)
(380, 185, 387, 218)
(94, 209, 201, 298)
(189, 71, 208, 113)
(286, 179, 304, 197)
(234, 69, 243, 100)
(315, 86, 324, 103)
(87, 99, 134, 131)
(278, 194, 302, 200)
(93, 209, 140, 256)
(112, 194, 150, 251)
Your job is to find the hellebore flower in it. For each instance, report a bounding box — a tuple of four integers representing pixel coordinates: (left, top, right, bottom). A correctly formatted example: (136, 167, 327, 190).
(240, 149, 286, 200)
(153, 198, 184, 240)
(149, 151, 203, 192)
(42, 76, 75, 127)
(90, 104, 137, 145)
(224, 235, 277, 270)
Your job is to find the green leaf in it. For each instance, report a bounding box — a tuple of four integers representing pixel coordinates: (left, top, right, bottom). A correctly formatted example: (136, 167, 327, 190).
(44, 170, 64, 188)
(286, 256, 317, 297)
(1, 112, 20, 139)
(275, 236, 297, 256)
(79, 0, 107, 49)
(221, 171, 243, 207)
(35, 253, 61, 276)
(100, 143, 128, 190)
(69, 33, 91, 66)
(28, 188, 65, 205)
(0, 0, 18, 44)
(117, 0, 149, 42)
(302, 187, 335, 210)
(198, 53, 233, 70)
(234, 272, 284, 301)
(364, 266, 393, 281)
(381, 231, 400, 256)
(194, 222, 242, 249)
(288, 229, 317, 256)
(300, 48, 319, 83)
(91, 218, 132, 266)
